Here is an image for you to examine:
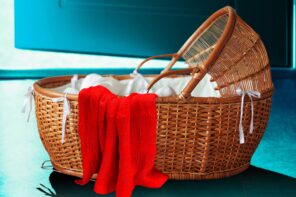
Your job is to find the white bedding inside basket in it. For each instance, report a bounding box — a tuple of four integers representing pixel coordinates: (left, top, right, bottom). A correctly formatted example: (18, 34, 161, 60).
(49, 73, 221, 97)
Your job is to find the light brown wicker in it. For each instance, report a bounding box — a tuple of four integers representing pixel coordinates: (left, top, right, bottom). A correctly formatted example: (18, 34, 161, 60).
(33, 6, 273, 180)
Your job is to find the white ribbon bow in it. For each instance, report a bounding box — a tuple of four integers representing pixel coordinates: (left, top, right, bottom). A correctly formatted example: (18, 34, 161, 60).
(52, 94, 71, 144)
(236, 88, 261, 144)
(22, 86, 34, 122)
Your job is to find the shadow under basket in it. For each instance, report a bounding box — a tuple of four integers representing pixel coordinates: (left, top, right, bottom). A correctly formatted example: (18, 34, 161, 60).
(33, 6, 273, 180)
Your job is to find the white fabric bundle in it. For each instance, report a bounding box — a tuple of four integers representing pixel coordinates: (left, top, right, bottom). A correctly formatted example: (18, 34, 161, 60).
(64, 74, 79, 94)
(49, 72, 220, 97)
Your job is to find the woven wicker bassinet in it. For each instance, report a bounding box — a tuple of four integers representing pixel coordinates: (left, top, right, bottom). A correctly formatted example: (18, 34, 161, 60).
(34, 6, 273, 180)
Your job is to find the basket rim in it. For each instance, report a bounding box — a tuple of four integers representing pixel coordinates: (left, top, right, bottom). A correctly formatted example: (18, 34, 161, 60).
(33, 75, 274, 103)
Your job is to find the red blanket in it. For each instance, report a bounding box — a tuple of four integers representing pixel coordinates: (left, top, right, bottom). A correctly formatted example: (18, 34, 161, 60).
(76, 85, 168, 196)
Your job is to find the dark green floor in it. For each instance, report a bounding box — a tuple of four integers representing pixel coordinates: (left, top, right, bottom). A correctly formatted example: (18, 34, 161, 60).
(39, 166, 295, 197)
(0, 78, 295, 197)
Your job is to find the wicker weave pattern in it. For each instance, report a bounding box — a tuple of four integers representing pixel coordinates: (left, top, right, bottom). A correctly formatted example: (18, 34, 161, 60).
(209, 17, 272, 97)
(35, 89, 272, 180)
(35, 94, 82, 171)
(183, 14, 228, 67)
(154, 94, 272, 179)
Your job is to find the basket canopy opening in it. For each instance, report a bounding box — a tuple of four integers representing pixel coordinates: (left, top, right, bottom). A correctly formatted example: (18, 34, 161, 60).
(182, 14, 229, 68)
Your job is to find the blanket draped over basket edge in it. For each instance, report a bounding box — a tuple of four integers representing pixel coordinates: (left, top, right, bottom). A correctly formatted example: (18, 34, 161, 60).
(75, 85, 168, 196)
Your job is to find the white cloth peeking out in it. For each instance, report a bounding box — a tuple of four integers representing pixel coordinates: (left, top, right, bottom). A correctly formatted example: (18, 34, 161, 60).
(49, 73, 220, 97)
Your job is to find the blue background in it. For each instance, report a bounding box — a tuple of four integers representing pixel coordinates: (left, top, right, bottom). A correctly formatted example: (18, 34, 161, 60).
(0, 0, 295, 196)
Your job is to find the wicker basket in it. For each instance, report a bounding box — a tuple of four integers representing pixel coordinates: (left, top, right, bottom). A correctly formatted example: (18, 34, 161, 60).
(33, 6, 273, 180)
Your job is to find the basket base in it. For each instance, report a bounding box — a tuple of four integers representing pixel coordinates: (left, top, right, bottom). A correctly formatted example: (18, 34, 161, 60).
(51, 161, 250, 180)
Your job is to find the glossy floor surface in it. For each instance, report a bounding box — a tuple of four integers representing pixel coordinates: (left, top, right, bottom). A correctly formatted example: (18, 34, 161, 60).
(0, 78, 295, 197)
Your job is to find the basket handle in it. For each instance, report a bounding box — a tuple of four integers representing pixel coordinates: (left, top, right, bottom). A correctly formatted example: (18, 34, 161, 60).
(146, 67, 197, 93)
(134, 53, 179, 73)
(179, 68, 208, 98)
(134, 53, 202, 98)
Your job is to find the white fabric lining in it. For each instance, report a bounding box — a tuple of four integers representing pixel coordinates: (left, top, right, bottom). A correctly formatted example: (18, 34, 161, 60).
(49, 73, 221, 97)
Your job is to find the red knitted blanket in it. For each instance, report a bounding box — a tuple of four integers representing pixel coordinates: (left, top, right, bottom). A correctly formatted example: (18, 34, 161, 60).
(76, 85, 168, 196)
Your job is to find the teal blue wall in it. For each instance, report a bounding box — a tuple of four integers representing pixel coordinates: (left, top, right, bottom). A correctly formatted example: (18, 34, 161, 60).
(15, 0, 292, 67)
(293, 0, 296, 68)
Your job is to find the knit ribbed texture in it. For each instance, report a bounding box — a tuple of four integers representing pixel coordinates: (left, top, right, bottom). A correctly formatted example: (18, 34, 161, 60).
(76, 86, 168, 196)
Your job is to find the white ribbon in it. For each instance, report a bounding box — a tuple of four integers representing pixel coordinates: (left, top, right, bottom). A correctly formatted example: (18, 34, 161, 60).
(236, 88, 261, 144)
(22, 86, 34, 122)
(52, 94, 71, 144)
